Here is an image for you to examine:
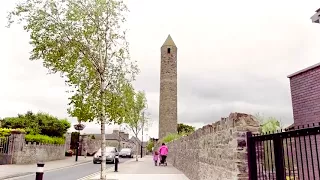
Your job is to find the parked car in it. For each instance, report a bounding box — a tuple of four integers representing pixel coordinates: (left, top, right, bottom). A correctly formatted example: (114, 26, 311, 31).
(93, 146, 118, 164)
(119, 148, 133, 158)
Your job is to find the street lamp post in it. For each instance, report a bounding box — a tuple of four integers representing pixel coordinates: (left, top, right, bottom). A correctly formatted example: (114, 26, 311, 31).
(140, 112, 145, 158)
(74, 123, 85, 162)
(311, 8, 320, 23)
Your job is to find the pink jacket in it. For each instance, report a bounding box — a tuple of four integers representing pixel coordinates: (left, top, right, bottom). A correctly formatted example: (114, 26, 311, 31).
(153, 154, 159, 161)
(159, 145, 168, 155)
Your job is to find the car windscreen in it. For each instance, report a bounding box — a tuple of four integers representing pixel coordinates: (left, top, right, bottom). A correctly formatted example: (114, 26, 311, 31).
(105, 147, 115, 152)
(120, 149, 131, 152)
(96, 147, 115, 154)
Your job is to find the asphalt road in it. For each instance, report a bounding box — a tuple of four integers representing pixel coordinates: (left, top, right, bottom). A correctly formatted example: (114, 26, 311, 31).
(13, 158, 130, 180)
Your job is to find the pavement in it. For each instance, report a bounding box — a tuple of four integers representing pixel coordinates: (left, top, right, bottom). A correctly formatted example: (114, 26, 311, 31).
(78, 155, 190, 180)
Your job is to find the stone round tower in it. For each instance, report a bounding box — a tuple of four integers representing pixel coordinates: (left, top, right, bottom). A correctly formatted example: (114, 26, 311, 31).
(159, 35, 178, 139)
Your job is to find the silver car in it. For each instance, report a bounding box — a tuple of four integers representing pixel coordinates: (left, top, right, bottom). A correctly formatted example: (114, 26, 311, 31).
(93, 146, 118, 164)
(119, 148, 133, 158)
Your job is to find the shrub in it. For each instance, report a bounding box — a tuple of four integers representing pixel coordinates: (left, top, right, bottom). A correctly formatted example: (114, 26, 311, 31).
(161, 133, 182, 143)
(146, 140, 154, 152)
(0, 128, 11, 137)
(25, 134, 65, 145)
(0, 128, 25, 137)
(1, 111, 71, 137)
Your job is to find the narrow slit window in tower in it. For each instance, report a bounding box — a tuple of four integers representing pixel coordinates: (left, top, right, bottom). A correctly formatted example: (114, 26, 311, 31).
(167, 48, 171, 54)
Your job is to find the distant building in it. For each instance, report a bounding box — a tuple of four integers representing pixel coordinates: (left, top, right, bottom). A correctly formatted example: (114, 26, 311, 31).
(287, 62, 320, 180)
(88, 130, 129, 141)
(82, 130, 147, 156)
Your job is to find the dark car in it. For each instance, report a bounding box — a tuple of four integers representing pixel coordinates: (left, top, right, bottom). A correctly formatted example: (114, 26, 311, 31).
(119, 148, 133, 158)
(93, 146, 118, 164)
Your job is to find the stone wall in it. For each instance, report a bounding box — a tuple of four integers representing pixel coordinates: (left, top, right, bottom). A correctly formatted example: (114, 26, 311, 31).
(1, 133, 69, 164)
(166, 112, 260, 180)
(13, 142, 65, 164)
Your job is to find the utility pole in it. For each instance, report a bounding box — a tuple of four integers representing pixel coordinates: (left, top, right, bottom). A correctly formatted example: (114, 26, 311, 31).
(140, 112, 144, 158)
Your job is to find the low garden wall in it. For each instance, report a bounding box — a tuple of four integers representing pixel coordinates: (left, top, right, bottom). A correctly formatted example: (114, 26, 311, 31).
(0, 132, 70, 164)
(13, 142, 65, 164)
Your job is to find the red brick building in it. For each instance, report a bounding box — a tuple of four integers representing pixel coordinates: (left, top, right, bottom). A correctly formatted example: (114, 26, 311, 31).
(288, 62, 320, 127)
(288, 63, 320, 180)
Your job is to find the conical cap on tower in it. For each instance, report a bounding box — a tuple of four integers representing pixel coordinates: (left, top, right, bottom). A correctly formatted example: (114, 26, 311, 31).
(162, 35, 176, 47)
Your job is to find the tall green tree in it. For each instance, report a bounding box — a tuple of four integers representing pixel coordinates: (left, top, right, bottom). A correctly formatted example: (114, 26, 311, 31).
(255, 113, 282, 170)
(7, 0, 137, 179)
(67, 74, 96, 124)
(121, 83, 147, 161)
(177, 123, 195, 135)
(255, 113, 281, 133)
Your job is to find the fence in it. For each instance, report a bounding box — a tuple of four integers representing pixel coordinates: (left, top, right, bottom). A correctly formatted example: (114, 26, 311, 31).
(247, 124, 320, 180)
(0, 135, 14, 164)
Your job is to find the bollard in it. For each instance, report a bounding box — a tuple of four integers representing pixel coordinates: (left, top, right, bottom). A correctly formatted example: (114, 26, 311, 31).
(75, 142, 79, 162)
(114, 154, 119, 172)
(36, 162, 45, 180)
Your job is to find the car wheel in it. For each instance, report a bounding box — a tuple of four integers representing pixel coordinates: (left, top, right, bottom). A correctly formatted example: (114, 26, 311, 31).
(93, 161, 97, 164)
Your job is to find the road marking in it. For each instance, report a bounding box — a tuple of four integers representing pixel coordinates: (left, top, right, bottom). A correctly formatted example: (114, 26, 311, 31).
(76, 166, 114, 180)
(4, 161, 92, 180)
(77, 158, 136, 180)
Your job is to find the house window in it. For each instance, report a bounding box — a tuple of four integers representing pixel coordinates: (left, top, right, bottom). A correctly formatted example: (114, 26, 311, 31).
(167, 48, 171, 54)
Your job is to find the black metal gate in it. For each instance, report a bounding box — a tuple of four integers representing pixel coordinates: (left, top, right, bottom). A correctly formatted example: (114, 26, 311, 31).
(247, 124, 320, 180)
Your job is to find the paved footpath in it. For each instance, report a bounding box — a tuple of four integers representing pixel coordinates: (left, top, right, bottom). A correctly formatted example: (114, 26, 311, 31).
(78, 156, 190, 180)
(0, 156, 91, 180)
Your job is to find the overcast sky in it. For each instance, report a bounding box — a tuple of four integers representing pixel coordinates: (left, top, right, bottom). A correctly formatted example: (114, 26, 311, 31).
(1, 0, 320, 139)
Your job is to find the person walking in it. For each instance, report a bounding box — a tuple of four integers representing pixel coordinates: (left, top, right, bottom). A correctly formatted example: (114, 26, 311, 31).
(158, 143, 168, 165)
(153, 150, 159, 166)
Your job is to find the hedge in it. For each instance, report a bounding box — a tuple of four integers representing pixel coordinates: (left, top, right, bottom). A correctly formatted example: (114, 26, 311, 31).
(0, 128, 26, 137)
(25, 134, 65, 145)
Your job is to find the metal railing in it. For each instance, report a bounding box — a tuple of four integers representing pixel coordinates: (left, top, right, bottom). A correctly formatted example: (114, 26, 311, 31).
(0, 136, 10, 154)
(248, 123, 320, 180)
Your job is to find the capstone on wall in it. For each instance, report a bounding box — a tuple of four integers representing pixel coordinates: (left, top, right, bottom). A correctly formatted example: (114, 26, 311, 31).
(166, 112, 260, 180)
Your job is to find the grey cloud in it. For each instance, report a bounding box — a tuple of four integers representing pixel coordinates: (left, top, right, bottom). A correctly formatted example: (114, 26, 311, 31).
(134, 70, 294, 127)
(185, 72, 291, 106)
(178, 72, 293, 125)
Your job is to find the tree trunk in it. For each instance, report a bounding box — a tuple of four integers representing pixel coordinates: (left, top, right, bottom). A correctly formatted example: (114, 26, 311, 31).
(135, 135, 139, 161)
(100, 80, 107, 180)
